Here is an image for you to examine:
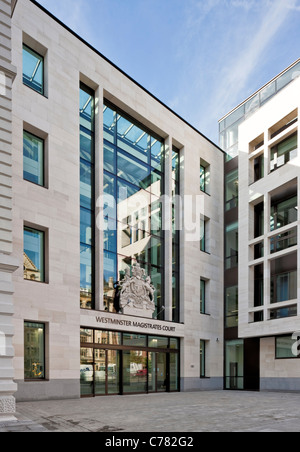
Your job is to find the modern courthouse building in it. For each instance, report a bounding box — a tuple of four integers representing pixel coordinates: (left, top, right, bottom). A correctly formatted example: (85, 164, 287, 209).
(0, 0, 299, 420)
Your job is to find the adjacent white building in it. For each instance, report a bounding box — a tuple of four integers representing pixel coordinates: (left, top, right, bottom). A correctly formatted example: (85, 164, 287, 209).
(0, 0, 300, 422)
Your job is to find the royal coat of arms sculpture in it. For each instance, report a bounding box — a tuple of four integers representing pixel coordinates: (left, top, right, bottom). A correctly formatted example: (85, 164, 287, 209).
(119, 263, 156, 318)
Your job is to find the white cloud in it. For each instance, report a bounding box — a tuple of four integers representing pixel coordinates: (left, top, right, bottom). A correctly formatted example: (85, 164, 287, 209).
(191, 0, 299, 138)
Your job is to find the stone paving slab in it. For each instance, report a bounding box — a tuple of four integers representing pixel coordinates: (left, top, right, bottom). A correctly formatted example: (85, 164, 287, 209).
(1, 391, 300, 432)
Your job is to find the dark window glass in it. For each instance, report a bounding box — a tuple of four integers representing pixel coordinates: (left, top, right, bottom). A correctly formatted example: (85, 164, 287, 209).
(24, 322, 45, 380)
(23, 45, 44, 94)
(23, 131, 44, 186)
(24, 227, 45, 282)
(225, 286, 238, 328)
(200, 279, 206, 314)
(200, 340, 206, 378)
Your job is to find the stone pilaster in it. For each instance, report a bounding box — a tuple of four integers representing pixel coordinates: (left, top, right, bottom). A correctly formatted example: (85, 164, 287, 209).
(0, 0, 18, 421)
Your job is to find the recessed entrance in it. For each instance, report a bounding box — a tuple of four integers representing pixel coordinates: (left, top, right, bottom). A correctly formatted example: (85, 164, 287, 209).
(80, 328, 180, 397)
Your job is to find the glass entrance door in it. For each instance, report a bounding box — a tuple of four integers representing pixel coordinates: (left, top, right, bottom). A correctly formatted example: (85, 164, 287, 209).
(94, 349, 120, 396)
(148, 352, 168, 393)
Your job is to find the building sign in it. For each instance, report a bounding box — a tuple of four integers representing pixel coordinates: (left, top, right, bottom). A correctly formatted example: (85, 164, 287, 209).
(95, 316, 177, 333)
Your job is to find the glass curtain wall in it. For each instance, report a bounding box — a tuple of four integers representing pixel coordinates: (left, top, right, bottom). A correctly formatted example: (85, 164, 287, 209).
(80, 84, 95, 309)
(80, 329, 180, 396)
(103, 102, 165, 319)
(172, 147, 180, 322)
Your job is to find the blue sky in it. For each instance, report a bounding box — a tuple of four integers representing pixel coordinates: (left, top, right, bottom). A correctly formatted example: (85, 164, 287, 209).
(37, 0, 300, 143)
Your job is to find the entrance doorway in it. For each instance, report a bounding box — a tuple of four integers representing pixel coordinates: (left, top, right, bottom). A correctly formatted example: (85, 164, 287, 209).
(149, 352, 168, 393)
(94, 349, 120, 396)
(80, 329, 180, 397)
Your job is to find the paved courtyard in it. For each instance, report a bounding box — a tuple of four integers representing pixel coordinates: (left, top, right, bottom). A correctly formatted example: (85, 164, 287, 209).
(1, 391, 300, 432)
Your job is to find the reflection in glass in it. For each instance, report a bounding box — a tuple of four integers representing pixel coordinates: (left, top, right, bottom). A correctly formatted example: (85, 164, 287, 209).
(23, 45, 44, 94)
(103, 103, 165, 317)
(80, 85, 95, 309)
(24, 227, 44, 282)
(225, 340, 244, 390)
(123, 350, 148, 394)
(23, 131, 44, 186)
(80, 347, 94, 396)
(24, 322, 45, 380)
(80, 244, 92, 309)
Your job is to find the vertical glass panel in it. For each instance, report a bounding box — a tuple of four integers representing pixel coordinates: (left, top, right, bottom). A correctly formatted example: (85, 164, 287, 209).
(80, 329, 93, 344)
(103, 105, 116, 143)
(225, 222, 238, 269)
(103, 251, 117, 312)
(117, 116, 149, 164)
(94, 349, 106, 395)
(80, 89, 93, 130)
(200, 220, 206, 252)
(24, 322, 45, 380)
(225, 169, 238, 211)
(107, 350, 120, 394)
(225, 340, 244, 390)
(200, 279, 206, 314)
(156, 352, 167, 392)
(225, 286, 238, 328)
(148, 352, 156, 392)
(260, 81, 276, 104)
(23, 45, 44, 94)
(152, 138, 163, 171)
(200, 340, 206, 378)
(23, 131, 44, 186)
(170, 353, 179, 391)
(80, 160, 92, 210)
(80, 207, 92, 246)
(151, 267, 163, 320)
(80, 128, 93, 163)
(151, 237, 163, 267)
(80, 244, 93, 309)
(104, 142, 116, 173)
(80, 347, 94, 396)
(24, 227, 44, 282)
(123, 350, 148, 394)
(117, 150, 150, 189)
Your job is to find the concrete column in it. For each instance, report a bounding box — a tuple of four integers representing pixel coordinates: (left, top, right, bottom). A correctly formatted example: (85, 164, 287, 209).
(0, 0, 18, 421)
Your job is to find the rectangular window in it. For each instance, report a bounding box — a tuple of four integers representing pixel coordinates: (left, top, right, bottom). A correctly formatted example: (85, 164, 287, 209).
(200, 159, 210, 194)
(24, 227, 45, 282)
(23, 44, 44, 95)
(200, 279, 206, 314)
(276, 336, 299, 359)
(270, 227, 297, 254)
(80, 84, 95, 310)
(23, 131, 44, 186)
(200, 340, 206, 378)
(271, 252, 297, 304)
(270, 133, 297, 172)
(225, 286, 238, 328)
(225, 169, 238, 211)
(200, 219, 207, 252)
(172, 147, 180, 323)
(24, 322, 45, 380)
(225, 222, 238, 269)
(271, 195, 298, 232)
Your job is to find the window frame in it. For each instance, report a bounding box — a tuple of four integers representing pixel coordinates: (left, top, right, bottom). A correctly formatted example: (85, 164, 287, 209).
(23, 130, 45, 187)
(275, 335, 300, 360)
(23, 226, 46, 283)
(24, 321, 46, 381)
(22, 44, 45, 96)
